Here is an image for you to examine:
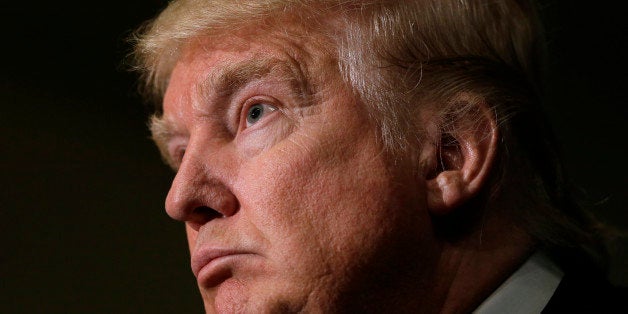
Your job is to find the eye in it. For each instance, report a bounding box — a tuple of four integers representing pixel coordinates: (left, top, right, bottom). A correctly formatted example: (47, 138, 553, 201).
(245, 103, 277, 128)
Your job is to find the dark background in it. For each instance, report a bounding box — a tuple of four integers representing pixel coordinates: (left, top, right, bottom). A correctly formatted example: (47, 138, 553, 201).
(1, 1, 626, 313)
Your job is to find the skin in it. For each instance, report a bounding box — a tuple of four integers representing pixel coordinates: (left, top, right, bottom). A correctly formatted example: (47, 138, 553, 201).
(154, 22, 533, 313)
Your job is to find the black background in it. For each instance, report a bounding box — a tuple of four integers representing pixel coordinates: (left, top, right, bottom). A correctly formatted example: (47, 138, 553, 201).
(1, 1, 626, 313)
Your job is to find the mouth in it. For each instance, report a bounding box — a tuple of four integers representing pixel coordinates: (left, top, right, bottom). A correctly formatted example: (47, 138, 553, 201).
(191, 248, 254, 286)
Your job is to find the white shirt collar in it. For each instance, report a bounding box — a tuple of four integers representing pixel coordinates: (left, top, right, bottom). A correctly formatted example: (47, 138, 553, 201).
(473, 251, 564, 314)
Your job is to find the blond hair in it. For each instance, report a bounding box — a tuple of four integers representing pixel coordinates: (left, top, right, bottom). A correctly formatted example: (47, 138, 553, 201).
(132, 0, 608, 268)
(133, 0, 543, 148)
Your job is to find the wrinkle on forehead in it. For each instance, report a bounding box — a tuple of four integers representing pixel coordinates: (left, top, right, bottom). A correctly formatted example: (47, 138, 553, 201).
(196, 55, 313, 113)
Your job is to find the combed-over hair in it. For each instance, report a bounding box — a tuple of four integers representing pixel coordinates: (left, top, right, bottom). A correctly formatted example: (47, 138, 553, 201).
(132, 0, 608, 269)
(133, 0, 544, 149)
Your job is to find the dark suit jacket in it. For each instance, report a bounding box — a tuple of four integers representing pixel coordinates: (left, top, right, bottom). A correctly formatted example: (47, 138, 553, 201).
(542, 272, 628, 313)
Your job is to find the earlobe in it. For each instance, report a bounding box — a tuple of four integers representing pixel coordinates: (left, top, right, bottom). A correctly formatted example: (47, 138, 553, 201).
(427, 170, 467, 214)
(422, 96, 498, 215)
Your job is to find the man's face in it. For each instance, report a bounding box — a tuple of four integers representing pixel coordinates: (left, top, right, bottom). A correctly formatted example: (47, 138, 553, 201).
(156, 27, 439, 312)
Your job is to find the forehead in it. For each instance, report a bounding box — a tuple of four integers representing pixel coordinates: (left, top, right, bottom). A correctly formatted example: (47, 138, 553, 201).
(163, 23, 337, 109)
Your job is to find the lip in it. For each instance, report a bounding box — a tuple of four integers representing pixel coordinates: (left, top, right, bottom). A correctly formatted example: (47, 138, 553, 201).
(191, 248, 249, 278)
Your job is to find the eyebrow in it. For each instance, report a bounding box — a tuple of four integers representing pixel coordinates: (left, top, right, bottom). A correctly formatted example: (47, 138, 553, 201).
(150, 56, 311, 167)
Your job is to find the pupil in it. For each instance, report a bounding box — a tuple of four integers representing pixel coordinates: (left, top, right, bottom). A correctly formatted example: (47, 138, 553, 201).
(250, 106, 262, 120)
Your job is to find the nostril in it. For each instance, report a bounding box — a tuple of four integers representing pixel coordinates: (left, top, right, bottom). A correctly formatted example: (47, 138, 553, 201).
(187, 206, 223, 231)
(194, 206, 224, 220)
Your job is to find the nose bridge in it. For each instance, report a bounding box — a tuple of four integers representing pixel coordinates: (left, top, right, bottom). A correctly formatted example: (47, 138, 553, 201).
(165, 138, 238, 224)
(165, 148, 203, 221)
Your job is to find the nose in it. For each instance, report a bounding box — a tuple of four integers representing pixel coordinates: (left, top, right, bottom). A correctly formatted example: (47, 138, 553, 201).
(165, 146, 239, 230)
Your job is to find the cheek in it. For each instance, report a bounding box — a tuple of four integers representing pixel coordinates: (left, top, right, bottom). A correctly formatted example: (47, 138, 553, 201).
(226, 94, 437, 308)
(235, 121, 423, 277)
(237, 113, 296, 158)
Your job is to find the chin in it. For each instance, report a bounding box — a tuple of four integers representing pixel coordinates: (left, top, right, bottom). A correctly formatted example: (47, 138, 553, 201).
(201, 278, 323, 314)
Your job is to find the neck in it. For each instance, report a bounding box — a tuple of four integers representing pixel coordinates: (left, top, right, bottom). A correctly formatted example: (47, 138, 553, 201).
(433, 218, 535, 313)
(336, 217, 535, 313)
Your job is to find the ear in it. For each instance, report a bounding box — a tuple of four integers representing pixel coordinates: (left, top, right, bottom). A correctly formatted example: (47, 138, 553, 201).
(421, 95, 498, 215)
